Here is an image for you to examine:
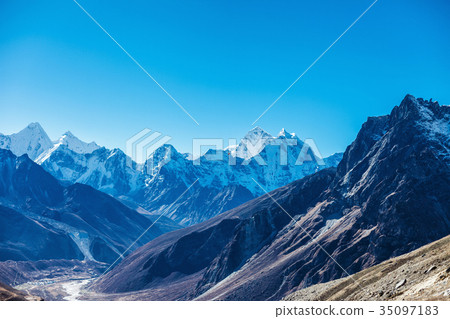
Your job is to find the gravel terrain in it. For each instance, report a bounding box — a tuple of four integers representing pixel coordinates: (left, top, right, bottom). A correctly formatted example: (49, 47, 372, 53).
(284, 235, 450, 301)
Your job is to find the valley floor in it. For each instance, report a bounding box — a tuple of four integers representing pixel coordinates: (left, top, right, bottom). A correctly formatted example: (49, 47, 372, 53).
(5, 235, 450, 301)
(0, 260, 106, 301)
(14, 276, 95, 301)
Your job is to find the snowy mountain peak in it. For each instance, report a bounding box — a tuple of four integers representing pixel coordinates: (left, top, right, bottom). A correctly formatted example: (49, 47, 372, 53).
(21, 122, 49, 138)
(235, 127, 305, 159)
(56, 131, 100, 154)
(63, 130, 75, 137)
(277, 128, 297, 139)
(27, 122, 45, 131)
(245, 126, 273, 140)
(0, 122, 53, 160)
(234, 127, 273, 159)
(35, 130, 101, 165)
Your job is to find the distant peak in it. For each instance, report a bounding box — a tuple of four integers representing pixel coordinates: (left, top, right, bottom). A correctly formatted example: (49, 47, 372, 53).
(26, 122, 45, 131)
(392, 94, 440, 123)
(5, 123, 53, 160)
(401, 94, 425, 108)
(63, 131, 74, 137)
(154, 143, 178, 154)
(234, 127, 274, 159)
(399, 94, 438, 109)
(245, 126, 272, 138)
(402, 94, 439, 108)
(59, 131, 81, 143)
(55, 131, 100, 154)
(20, 123, 48, 138)
(277, 128, 296, 138)
(249, 126, 264, 133)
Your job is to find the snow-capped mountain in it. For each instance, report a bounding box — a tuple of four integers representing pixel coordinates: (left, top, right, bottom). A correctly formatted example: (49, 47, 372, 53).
(0, 124, 343, 226)
(36, 131, 100, 164)
(0, 123, 53, 160)
(39, 146, 143, 196)
(232, 126, 274, 159)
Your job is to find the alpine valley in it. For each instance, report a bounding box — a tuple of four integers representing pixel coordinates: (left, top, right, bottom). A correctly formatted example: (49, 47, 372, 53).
(0, 95, 449, 301)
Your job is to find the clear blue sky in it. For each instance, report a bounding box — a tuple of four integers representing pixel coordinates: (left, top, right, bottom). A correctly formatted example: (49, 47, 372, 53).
(1, 0, 449, 156)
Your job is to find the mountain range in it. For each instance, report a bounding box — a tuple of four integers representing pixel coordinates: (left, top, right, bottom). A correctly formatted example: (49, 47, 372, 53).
(0, 94, 448, 301)
(0, 123, 341, 226)
(91, 95, 450, 300)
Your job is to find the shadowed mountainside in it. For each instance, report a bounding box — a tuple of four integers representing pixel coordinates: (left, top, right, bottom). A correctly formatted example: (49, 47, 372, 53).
(0, 149, 164, 264)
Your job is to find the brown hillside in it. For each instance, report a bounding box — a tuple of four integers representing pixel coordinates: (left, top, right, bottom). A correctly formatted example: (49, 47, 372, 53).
(284, 235, 450, 301)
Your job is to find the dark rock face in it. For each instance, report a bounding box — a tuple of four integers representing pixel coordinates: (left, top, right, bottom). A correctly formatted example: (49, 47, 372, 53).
(0, 205, 83, 261)
(93, 95, 450, 300)
(0, 150, 164, 263)
(335, 114, 389, 178)
(0, 151, 64, 206)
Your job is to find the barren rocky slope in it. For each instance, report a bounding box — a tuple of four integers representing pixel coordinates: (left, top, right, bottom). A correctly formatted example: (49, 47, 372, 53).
(284, 235, 450, 301)
(0, 282, 42, 301)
